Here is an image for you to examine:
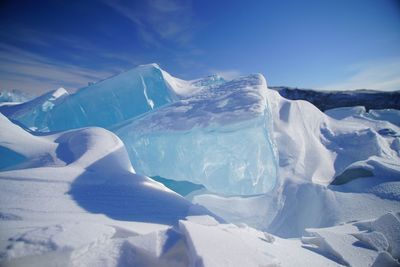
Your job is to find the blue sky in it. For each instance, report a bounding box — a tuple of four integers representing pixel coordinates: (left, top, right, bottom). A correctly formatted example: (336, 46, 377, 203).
(0, 0, 400, 95)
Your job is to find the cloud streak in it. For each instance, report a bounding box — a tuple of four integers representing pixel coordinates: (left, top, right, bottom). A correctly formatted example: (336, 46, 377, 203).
(320, 58, 400, 91)
(102, 0, 196, 48)
(0, 43, 116, 94)
(0, 25, 144, 95)
(0, 1, 203, 95)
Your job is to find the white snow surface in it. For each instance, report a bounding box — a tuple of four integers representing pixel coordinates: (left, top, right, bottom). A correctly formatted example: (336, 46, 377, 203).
(1, 65, 400, 266)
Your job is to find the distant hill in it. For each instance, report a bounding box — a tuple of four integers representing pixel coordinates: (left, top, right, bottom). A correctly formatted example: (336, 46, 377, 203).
(269, 87, 400, 111)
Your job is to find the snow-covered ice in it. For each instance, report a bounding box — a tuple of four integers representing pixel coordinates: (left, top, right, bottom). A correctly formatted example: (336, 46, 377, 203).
(302, 213, 400, 266)
(1, 64, 400, 266)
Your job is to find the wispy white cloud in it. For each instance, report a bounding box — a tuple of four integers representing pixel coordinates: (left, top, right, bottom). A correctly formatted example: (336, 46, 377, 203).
(0, 44, 115, 94)
(210, 69, 243, 80)
(1, 28, 139, 68)
(0, 25, 144, 95)
(320, 58, 400, 91)
(101, 0, 204, 75)
(0, 1, 200, 95)
(102, 0, 196, 48)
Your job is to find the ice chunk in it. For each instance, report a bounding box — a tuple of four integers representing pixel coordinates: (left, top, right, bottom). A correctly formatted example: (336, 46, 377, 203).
(369, 213, 400, 259)
(352, 231, 389, 252)
(300, 213, 400, 267)
(4, 65, 176, 131)
(3, 64, 225, 132)
(371, 251, 400, 267)
(114, 74, 278, 195)
(0, 88, 69, 131)
(302, 230, 378, 266)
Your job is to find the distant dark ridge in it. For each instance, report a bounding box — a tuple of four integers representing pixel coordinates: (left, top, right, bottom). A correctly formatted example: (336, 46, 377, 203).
(269, 87, 400, 111)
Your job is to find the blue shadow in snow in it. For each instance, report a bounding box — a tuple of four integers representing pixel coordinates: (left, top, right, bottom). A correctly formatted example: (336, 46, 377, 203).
(68, 153, 213, 226)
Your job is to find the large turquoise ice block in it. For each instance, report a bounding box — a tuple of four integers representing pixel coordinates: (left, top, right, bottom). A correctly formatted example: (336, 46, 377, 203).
(5, 64, 176, 131)
(114, 74, 278, 195)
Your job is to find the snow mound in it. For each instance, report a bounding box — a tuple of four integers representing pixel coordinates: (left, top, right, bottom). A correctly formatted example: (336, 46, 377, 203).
(267, 89, 400, 186)
(0, 113, 216, 265)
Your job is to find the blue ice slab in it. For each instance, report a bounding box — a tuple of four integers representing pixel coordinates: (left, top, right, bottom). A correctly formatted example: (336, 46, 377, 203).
(3, 64, 178, 131)
(114, 74, 278, 195)
(3, 64, 225, 132)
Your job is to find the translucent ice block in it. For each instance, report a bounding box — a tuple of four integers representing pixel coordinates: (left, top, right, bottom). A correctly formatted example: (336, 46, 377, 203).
(114, 74, 278, 195)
